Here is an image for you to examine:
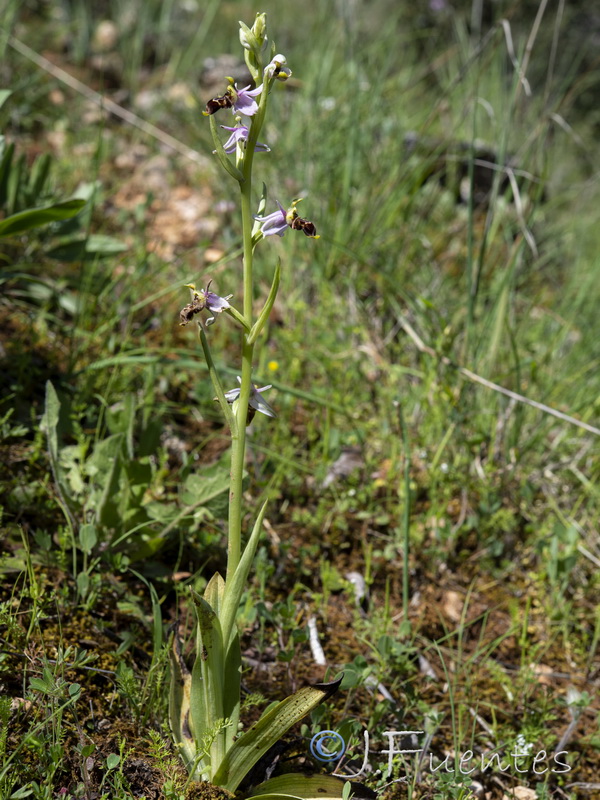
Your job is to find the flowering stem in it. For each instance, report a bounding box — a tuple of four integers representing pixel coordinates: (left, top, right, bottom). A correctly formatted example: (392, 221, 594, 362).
(227, 339, 253, 578)
(226, 83, 271, 581)
(171, 25, 319, 785)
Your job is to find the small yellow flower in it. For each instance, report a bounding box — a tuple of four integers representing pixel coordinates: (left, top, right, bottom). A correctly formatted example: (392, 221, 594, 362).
(267, 360, 279, 373)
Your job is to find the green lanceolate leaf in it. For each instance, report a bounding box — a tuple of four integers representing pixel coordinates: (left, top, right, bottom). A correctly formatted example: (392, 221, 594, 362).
(220, 499, 268, 648)
(249, 774, 348, 800)
(223, 629, 241, 752)
(0, 198, 85, 237)
(212, 677, 343, 793)
(204, 573, 241, 750)
(204, 572, 226, 617)
(209, 114, 244, 182)
(247, 794, 300, 800)
(248, 259, 281, 345)
(28, 152, 52, 199)
(190, 590, 226, 775)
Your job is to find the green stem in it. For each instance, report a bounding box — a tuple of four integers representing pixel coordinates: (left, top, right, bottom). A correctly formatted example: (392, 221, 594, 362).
(226, 81, 272, 581)
(226, 196, 254, 579)
(227, 338, 253, 578)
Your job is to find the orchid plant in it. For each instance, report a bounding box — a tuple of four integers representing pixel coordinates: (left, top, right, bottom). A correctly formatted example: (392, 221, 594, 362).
(171, 14, 346, 798)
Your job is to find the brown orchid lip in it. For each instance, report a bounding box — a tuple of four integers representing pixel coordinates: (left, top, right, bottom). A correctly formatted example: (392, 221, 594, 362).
(179, 298, 204, 326)
(290, 215, 318, 238)
(204, 92, 234, 116)
(179, 282, 231, 325)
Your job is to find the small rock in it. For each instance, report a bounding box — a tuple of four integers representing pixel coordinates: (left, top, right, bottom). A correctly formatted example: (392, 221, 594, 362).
(502, 788, 537, 800)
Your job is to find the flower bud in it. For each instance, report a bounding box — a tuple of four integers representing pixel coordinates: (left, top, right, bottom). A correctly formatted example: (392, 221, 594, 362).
(251, 13, 268, 51)
(239, 14, 269, 82)
(239, 21, 259, 52)
(264, 53, 292, 81)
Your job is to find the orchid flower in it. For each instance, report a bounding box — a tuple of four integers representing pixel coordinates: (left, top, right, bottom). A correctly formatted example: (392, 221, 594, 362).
(179, 282, 233, 326)
(254, 201, 288, 237)
(254, 199, 320, 239)
(231, 84, 262, 116)
(224, 376, 277, 418)
(264, 54, 292, 81)
(220, 125, 270, 154)
(204, 81, 262, 117)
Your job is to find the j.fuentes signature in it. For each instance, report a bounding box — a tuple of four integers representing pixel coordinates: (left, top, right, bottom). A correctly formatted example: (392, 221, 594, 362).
(310, 730, 571, 778)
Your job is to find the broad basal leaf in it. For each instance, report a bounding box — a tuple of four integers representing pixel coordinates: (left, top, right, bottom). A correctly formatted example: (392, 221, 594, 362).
(190, 590, 226, 775)
(213, 677, 343, 793)
(249, 774, 348, 800)
(0, 198, 85, 237)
